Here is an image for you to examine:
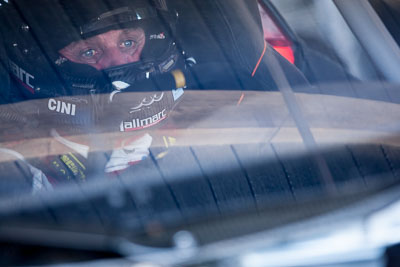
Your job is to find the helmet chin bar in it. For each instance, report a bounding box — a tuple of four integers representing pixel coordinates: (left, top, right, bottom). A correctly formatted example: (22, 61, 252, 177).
(104, 51, 181, 90)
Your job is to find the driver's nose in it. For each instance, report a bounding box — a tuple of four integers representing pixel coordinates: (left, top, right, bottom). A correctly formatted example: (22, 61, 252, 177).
(98, 48, 128, 69)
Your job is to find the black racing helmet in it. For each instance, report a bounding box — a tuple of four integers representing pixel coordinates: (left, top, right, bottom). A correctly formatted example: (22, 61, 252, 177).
(0, 0, 184, 99)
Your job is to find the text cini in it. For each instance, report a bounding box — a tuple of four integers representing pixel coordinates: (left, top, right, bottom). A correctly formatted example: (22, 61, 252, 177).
(48, 99, 76, 116)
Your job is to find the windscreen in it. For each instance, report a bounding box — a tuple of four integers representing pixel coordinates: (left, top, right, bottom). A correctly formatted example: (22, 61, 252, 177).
(1, 0, 400, 265)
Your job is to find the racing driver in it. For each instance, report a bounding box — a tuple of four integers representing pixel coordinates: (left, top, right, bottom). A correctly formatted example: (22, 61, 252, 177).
(0, 0, 307, 193)
(0, 0, 195, 190)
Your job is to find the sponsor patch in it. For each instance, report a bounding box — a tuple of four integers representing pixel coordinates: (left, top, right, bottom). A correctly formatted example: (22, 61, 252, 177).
(9, 60, 35, 93)
(130, 93, 164, 113)
(150, 32, 166, 40)
(120, 109, 166, 132)
(48, 98, 76, 116)
(60, 153, 86, 180)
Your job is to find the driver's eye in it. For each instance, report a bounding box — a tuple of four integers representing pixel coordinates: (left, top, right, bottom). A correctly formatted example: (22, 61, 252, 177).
(119, 40, 135, 48)
(81, 48, 97, 58)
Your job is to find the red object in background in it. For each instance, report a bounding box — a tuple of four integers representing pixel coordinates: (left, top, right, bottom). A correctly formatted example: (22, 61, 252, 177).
(270, 44, 295, 64)
(258, 2, 295, 64)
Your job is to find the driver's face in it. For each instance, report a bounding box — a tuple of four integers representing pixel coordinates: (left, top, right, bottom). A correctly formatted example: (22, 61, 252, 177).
(59, 28, 146, 70)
